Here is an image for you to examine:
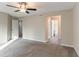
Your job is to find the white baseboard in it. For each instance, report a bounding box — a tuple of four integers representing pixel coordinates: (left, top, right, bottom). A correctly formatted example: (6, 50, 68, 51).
(23, 39, 47, 43)
(60, 43, 74, 48)
(32, 40, 47, 43)
(74, 47, 79, 56)
(61, 44, 79, 56)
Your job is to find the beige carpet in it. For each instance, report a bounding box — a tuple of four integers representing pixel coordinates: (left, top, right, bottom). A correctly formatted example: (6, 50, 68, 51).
(0, 39, 78, 57)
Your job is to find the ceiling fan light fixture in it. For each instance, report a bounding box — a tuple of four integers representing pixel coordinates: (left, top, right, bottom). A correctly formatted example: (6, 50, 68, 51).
(6, 2, 37, 14)
(20, 9, 26, 12)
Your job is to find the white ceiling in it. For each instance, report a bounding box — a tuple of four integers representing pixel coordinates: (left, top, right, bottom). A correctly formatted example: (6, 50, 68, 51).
(0, 2, 76, 17)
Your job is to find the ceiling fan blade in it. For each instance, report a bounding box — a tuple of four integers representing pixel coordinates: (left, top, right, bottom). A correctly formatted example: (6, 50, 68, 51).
(27, 8, 37, 11)
(6, 5, 18, 8)
(26, 11, 29, 14)
(14, 10, 20, 12)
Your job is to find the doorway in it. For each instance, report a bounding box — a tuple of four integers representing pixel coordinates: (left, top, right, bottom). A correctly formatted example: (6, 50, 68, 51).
(47, 16, 61, 44)
(12, 19, 23, 40)
(12, 19, 19, 40)
(18, 20, 23, 38)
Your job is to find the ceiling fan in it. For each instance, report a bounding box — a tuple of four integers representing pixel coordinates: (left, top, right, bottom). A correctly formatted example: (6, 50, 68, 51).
(6, 2, 37, 14)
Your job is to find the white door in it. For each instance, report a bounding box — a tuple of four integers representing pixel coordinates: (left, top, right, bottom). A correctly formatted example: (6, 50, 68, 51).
(12, 20, 18, 40)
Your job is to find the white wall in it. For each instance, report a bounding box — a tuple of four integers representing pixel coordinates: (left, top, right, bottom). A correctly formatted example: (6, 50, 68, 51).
(61, 10, 73, 46)
(21, 9, 73, 45)
(21, 16, 46, 42)
(0, 12, 12, 45)
(0, 12, 11, 45)
(73, 3, 79, 56)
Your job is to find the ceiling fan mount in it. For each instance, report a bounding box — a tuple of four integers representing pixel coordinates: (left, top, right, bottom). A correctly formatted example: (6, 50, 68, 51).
(6, 2, 37, 14)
